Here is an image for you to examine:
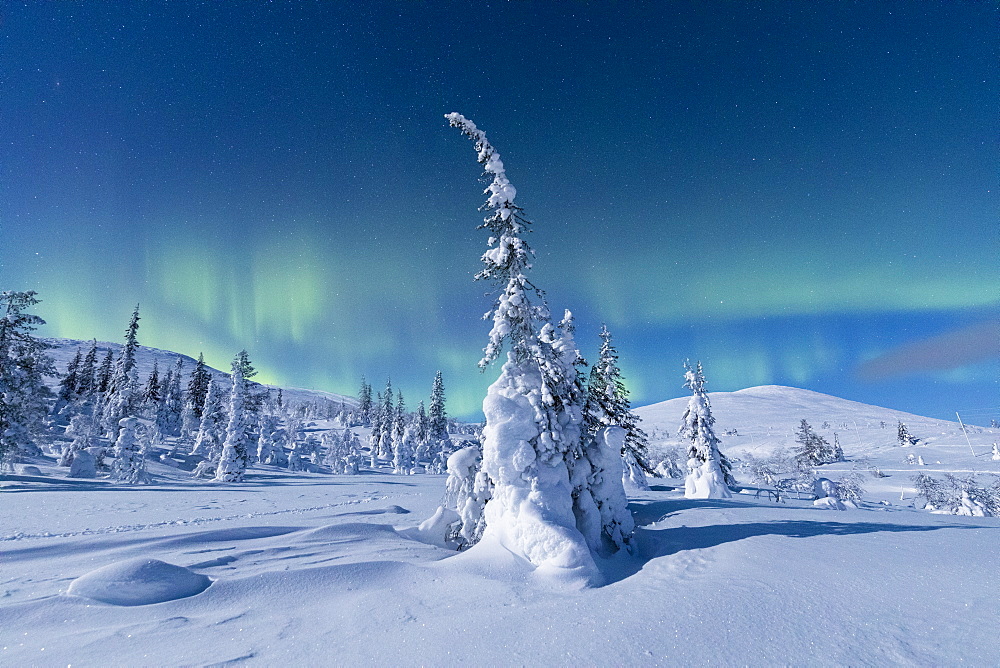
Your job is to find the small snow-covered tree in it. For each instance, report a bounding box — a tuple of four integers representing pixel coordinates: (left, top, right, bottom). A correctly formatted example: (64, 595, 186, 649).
(191, 379, 226, 460)
(55, 348, 83, 413)
(357, 377, 373, 426)
(429, 371, 448, 442)
(215, 361, 251, 482)
(158, 357, 184, 437)
(793, 419, 838, 467)
(111, 416, 150, 484)
(898, 421, 919, 447)
(678, 361, 733, 499)
(59, 413, 97, 467)
(142, 360, 162, 406)
(72, 339, 98, 402)
(256, 414, 283, 465)
(96, 347, 114, 395)
(584, 324, 653, 489)
(102, 305, 142, 440)
(368, 394, 383, 467)
(394, 424, 416, 474)
(378, 380, 394, 460)
(0, 291, 56, 466)
(443, 444, 492, 549)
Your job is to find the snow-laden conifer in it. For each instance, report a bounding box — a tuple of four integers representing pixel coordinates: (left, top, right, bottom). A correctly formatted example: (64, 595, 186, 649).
(215, 361, 250, 482)
(96, 348, 114, 394)
(102, 305, 141, 440)
(75, 340, 98, 400)
(159, 357, 184, 436)
(191, 379, 225, 460)
(143, 360, 161, 406)
(60, 413, 97, 467)
(678, 361, 733, 499)
(429, 371, 448, 442)
(394, 424, 416, 474)
(55, 348, 83, 412)
(0, 291, 57, 466)
(378, 380, 394, 459)
(256, 414, 283, 465)
(368, 394, 383, 467)
(358, 377, 373, 426)
(793, 420, 839, 467)
(111, 416, 150, 484)
(584, 324, 653, 491)
(446, 113, 632, 580)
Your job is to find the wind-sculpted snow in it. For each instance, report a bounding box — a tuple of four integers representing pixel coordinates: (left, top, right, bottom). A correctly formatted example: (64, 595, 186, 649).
(67, 558, 211, 606)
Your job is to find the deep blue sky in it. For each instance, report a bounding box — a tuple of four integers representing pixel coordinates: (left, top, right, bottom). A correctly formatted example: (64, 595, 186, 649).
(2, 1, 997, 421)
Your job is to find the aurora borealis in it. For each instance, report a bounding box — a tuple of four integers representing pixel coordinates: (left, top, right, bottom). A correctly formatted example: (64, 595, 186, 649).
(2, 2, 996, 420)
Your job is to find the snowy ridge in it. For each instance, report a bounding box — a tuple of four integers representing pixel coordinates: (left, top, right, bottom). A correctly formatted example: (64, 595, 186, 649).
(636, 384, 983, 459)
(43, 337, 357, 408)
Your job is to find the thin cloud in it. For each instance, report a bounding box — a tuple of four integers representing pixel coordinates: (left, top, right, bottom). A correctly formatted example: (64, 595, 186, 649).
(856, 320, 1000, 381)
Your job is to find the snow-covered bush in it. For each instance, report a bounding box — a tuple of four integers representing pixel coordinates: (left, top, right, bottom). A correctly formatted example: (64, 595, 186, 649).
(913, 473, 1000, 517)
(836, 471, 867, 507)
(653, 446, 686, 479)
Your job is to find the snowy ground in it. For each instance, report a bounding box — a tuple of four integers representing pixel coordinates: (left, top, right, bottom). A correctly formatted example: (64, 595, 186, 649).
(4, 385, 1000, 665)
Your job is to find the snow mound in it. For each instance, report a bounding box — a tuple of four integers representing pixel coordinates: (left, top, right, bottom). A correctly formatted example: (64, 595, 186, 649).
(67, 558, 211, 606)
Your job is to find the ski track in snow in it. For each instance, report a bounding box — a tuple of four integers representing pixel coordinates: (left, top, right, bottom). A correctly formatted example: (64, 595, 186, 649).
(1, 495, 388, 542)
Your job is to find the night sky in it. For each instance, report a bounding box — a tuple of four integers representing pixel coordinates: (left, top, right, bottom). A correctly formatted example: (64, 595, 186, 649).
(3, 2, 997, 421)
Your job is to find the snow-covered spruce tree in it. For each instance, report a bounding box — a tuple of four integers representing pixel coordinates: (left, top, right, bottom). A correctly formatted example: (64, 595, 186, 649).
(394, 423, 417, 474)
(158, 357, 184, 437)
(0, 291, 57, 466)
(357, 377, 373, 426)
(368, 394, 383, 467)
(182, 352, 211, 436)
(256, 413, 281, 465)
(59, 414, 94, 467)
(556, 311, 635, 553)
(898, 421, 919, 447)
(584, 324, 653, 490)
(142, 360, 161, 406)
(102, 305, 142, 440)
(429, 371, 448, 442)
(678, 361, 734, 499)
(215, 360, 251, 482)
(793, 419, 838, 467)
(191, 377, 225, 458)
(54, 348, 83, 414)
(445, 112, 632, 578)
(96, 347, 114, 395)
(111, 416, 150, 484)
(378, 380, 394, 459)
(75, 340, 98, 401)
